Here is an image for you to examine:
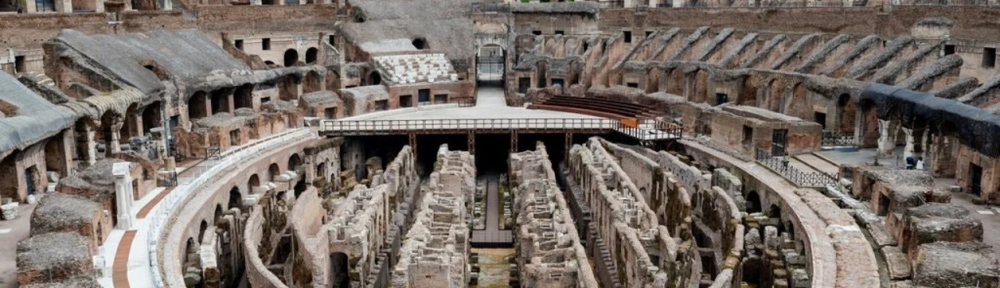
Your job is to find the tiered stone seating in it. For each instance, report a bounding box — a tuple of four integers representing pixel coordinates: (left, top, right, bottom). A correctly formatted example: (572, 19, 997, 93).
(373, 53, 458, 84)
(529, 95, 662, 119)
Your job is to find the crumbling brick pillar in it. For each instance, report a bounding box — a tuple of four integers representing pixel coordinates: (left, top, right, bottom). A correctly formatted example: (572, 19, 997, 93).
(931, 134, 958, 178)
(877, 119, 899, 158)
(112, 162, 136, 230)
(78, 121, 98, 165)
(106, 118, 124, 157)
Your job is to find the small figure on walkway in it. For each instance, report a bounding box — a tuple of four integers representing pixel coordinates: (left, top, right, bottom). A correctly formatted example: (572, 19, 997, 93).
(781, 154, 789, 171)
(905, 155, 915, 170)
(916, 157, 925, 170)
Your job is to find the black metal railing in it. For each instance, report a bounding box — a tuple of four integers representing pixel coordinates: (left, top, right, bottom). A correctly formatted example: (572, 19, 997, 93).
(821, 130, 857, 147)
(755, 150, 838, 188)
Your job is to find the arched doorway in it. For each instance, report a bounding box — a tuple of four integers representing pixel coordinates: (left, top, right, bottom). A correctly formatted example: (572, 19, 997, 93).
(249, 174, 260, 189)
(269, 163, 281, 182)
(283, 49, 299, 67)
(477, 44, 504, 83)
(331, 252, 350, 288)
(228, 186, 242, 210)
(305, 47, 319, 64)
(746, 190, 762, 214)
(288, 154, 302, 172)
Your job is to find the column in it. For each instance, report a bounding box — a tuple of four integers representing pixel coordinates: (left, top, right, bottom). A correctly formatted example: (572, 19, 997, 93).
(876, 119, 898, 158)
(81, 122, 98, 165)
(107, 118, 124, 157)
(113, 162, 135, 230)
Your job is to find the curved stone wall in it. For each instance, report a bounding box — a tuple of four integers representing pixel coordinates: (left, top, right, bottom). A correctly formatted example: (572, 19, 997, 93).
(679, 140, 880, 288)
(155, 129, 317, 287)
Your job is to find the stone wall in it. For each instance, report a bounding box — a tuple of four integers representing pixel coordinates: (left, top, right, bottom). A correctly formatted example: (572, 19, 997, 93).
(509, 142, 598, 288)
(614, 141, 744, 288)
(567, 138, 687, 288)
(681, 140, 880, 288)
(391, 145, 473, 288)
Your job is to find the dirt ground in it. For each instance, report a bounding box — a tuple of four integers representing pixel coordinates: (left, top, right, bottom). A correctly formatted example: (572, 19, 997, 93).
(472, 248, 514, 288)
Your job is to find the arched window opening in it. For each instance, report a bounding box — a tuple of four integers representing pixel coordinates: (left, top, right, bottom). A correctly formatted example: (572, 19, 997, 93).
(283, 49, 299, 67)
(305, 47, 319, 64)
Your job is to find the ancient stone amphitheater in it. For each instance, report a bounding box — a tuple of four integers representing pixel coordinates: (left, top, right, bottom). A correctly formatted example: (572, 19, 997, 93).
(0, 0, 998, 288)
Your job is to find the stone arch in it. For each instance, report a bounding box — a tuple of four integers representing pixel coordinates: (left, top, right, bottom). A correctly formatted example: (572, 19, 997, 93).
(692, 69, 709, 103)
(746, 190, 762, 214)
(198, 220, 208, 243)
(187, 91, 209, 120)
(326, 70, 341, 91)
(210, 89, 231, 115)
(283, 49, 299, 67)
(786, 82, 809, 119)
(305, 47, 319, 64)
(667, 69, 684, 95)
(269, 163, 281, 182)
(99, 110, 124, 156)
(141, 101, 162, 134)
(767, 78, 786, 112)
(228, 186, 242, 210)
(234, 84, 254, 110)
(741, 76, 759, 106)
(768, 204, 782, 219)
(645, 66, 660, 93)
(288, 153, 302, 172)
(837, 93, 856, 133)
(303, 71, 322, 93)
(185, 237, 197, 263)
(121, 103, 140, 142)
(249, 174, 261, 189)
(214, 204, 223, 223)
(279, 76, 300, 101)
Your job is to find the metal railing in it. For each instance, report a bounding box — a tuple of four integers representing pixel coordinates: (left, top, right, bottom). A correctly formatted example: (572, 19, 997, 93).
(755, 150, 838, 188)
(320, 118, 683, 140)
(821, 130, 857, 147)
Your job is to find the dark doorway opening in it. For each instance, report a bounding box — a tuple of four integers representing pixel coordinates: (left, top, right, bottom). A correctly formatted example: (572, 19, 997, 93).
(418, 89, 431, 103)
(970, 163, 983, 196)
(814, 112, 827, 129)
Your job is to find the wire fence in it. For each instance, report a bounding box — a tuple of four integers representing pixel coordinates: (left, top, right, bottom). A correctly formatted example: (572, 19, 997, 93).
(320, 118, 683, 140)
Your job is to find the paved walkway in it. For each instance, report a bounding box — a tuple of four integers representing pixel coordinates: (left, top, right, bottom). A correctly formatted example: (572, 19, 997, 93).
(471, 174, 512, 245)
(794, 153, 839, 175)
(0, 202, 35, 288)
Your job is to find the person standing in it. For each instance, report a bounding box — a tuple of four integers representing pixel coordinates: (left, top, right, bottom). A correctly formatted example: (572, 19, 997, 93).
(916, 157, 925, 170)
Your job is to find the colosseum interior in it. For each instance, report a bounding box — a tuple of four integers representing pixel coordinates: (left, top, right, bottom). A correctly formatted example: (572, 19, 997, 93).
(2, 0, 1000, 287)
